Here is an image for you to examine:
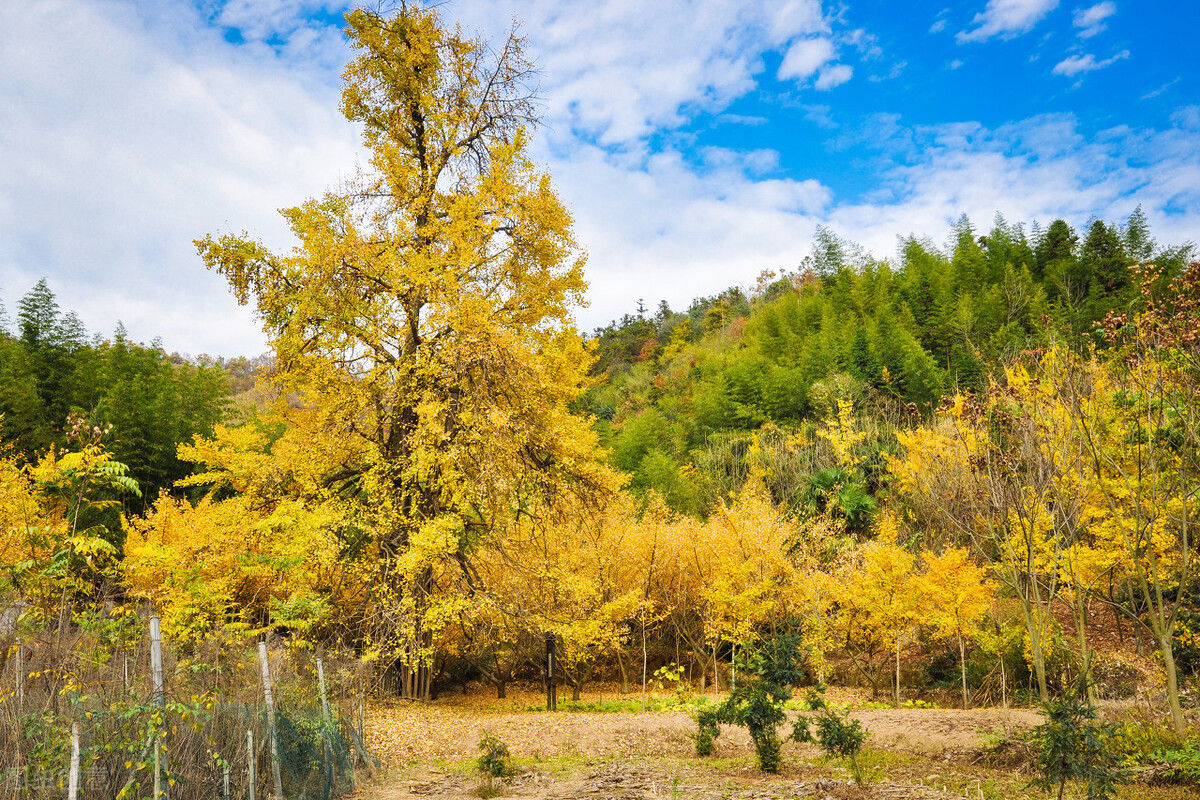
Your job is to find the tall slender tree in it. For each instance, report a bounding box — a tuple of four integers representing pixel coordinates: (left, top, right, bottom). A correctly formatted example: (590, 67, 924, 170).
(195, 4, 612, 698)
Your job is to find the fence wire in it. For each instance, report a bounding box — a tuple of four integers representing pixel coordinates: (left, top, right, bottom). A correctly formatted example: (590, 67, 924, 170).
(0, 610, 375, 800)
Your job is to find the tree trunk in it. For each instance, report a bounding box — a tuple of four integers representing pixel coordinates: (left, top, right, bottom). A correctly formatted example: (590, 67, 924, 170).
(1019, 598, 1050, 702)
(641, 619, 648, 712)
(616, 651, 630, 695)
(894, 637, 901, 708)
(1128, 577, 1145, 656)
(1159, 631, 1186, 735)
(1109, 575, 1124, 645)
(496, 680, 506, 699)
(1073, 591, 1096, 705)
(712, 642, 719, 695)
(1000, 656, 1007, 709)
(959, 636, 969, 710)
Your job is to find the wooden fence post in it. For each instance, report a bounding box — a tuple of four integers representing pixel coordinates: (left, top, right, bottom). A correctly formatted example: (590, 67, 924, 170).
(316, 658, 331, 722)
(545, 633, 557, 711)
(247, 730, 256, 800)
(149, 616, 164, 706)
(357, 677, 365, 740)
(257, 642, 284, 800)
(68, 722, 80, 800)
(15, 640, 23, 713)
(153, 741, 162, 800)
(149, 615, 169, 800)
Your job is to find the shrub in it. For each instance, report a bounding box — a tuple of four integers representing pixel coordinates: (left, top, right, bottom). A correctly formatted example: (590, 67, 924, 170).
(476, 732, 513, 797)
(694, 705, 719, 757)
(1107, 710, 1200, 786)
(692, 633, 805, 772)
(753, 728, 783, 773)
(1027, 681, 1126, 800)
(796, 709, 869, 786)
(477, 732, 512, 778)
(1153, 737, 1200, 786)
(801, 685, 827, 710)
(978, 725, 1034, 769)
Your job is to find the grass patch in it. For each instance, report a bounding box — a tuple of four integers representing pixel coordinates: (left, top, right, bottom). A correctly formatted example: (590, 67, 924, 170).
(520, 695, 707, 713)
(783, 697, 939, 712)
(509, 754, 591, 778)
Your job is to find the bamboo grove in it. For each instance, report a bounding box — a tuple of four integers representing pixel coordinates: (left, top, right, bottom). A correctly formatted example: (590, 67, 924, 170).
(2, 2, 1198, 740)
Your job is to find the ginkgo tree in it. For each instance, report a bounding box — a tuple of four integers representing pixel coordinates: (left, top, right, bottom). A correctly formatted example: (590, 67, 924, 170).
(1051, 272, 1200, 735)
(917, 547, 994, 709)
(829, 520, 920, 701)
(193, 4, 613, 698)
(890, 390, 1063, 703)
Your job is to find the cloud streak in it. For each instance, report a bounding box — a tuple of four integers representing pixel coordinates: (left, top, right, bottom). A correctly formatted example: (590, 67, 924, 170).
(1073, 2, 1116, 38)
(957, 0, 1059, 43)
(1052, 49, 1129, 76)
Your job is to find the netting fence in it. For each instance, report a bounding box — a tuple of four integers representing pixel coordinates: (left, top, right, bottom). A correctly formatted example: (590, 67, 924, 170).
(0, 608, 377, 800)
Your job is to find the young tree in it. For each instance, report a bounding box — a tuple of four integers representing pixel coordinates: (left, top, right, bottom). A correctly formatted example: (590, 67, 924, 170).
(194, 5, 612, 697)
(917, 547, 994, 708)
(829, 525, 919, 701)
(890, 393, 1062, 702)
(695, 633, 807, 772)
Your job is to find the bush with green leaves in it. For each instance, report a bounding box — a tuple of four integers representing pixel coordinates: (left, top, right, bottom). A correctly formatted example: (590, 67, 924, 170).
(1154, 737, 1200, 785)
(1107, 709, 1200, 786)
(693, 634, 805, 772)
(794, 709, 869, 786)
(476, 732, 513, 796)
(1027, 681, 1127, 800)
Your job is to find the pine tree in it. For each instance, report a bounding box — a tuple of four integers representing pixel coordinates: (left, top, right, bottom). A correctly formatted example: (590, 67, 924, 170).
(17, 278, 59, 349)
(1121, 205, 1154, 263)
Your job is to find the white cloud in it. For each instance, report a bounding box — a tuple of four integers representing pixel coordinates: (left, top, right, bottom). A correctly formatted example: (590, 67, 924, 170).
(537, 142, 835, 325)
(2, 0, 1193, 356)
(450, 1, 832, 146)
(824, 114, 1199, 258)
(0, 0, 360, 356)
(778, 37, 835, 81)
(1052, 49, 1129, 76)
(1141, 78, 1179, 100)
(768, 0, 828, 40)
(929, 18, 948, 33)
(802, 104, 837, 128)
(1073, 2, 1116, 38)
(562, 113, 1200, 327)
(715, 113, 768, 126)
(957, 0, 1059, 43)
(1172, 105, 1200, 132)
(210, 0, 350, 66)
(814, 64, 853, 90)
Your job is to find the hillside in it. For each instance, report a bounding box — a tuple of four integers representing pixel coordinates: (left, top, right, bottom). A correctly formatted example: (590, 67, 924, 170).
(582, 212, 1194, 517)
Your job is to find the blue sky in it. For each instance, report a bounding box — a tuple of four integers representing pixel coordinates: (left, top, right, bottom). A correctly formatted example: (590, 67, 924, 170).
(1, 0, 1197, 356)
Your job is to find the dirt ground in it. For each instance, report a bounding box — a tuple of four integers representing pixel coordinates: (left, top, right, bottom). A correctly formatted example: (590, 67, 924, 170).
(356, 685, 1197, 800)
(363, 695, 1040, 763)
(355, 685, 1060, 800)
